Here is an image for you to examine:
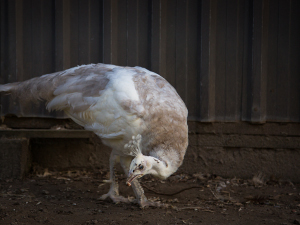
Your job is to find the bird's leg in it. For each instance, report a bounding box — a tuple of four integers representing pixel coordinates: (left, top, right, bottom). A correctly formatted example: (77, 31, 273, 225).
(99, 152, 130, 204)
(120, 156, 163, 208)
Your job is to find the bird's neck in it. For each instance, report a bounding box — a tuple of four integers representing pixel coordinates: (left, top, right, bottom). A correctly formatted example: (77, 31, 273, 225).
(145, 155, 175, 180)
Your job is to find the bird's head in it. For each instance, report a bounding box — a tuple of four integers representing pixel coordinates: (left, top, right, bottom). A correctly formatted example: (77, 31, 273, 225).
(124, 134, 172, 186)
(126, 152, 172, 186)
(126, 153, 151, 186)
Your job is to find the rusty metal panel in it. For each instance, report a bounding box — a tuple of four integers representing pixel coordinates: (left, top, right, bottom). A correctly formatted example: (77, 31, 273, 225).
(0, 0, 300, 122)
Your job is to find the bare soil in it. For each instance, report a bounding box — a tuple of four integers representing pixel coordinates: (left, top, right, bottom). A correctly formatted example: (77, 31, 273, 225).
(0, 168, 299, 225)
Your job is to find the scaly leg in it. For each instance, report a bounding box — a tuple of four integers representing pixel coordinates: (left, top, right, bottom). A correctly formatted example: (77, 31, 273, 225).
(99, 152, 130, 204)
(120, 156, 163, 208)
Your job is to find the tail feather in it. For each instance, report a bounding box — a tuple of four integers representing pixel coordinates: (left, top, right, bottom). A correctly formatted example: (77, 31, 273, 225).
(0, 83, 19, 93)
(0, 71, 65, 104)
(0, 63, 111, 113)
(0, 64, 106, 104)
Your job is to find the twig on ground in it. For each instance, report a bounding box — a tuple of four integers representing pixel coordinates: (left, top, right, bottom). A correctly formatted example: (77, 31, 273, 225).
(142, 185, 204, 196)
(0, 193, 35, 198)
(177, 206, 214, 213)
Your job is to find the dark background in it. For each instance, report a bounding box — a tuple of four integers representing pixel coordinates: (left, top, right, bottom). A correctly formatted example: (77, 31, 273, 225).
(1, 0, 299, 123)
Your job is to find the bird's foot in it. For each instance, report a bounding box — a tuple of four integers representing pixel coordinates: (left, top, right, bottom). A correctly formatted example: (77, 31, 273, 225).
(98, 179, 112, 187)
(138, 199, 169, 209)
(99, 191, 132, 204)
(132, 197, 169, 208)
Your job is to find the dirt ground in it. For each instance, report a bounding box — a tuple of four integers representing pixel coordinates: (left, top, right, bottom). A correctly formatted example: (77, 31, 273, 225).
(0, 167, 299, 225)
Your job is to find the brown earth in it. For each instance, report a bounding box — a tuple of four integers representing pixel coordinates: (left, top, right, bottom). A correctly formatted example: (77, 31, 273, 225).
(0, 168, 299, 225)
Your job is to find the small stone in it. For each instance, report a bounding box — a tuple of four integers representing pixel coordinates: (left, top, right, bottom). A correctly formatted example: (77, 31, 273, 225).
(293, 219, 300, 225)
(42, 190, 49, 195)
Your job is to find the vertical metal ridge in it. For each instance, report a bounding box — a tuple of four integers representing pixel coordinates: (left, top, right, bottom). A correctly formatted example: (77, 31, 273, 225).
(199, 0, 216, 121)
(62, 0, 71, 69)
(103, 0, 112, 64)
(288, 0, 300, 121)
(15, 0, 23, 82)
(150, 0, 160, 74)
(250, 0, 268, 123)
(175, 0, 188, 104)
(0, 0, 299, 122)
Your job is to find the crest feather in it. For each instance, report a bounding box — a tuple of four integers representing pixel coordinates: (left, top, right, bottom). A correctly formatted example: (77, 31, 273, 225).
(124, 134, 142, 157)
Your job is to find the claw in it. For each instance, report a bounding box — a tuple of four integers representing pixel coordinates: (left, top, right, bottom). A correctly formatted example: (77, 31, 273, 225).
(102, 179, 112, 183)
(139, 199, 168, 209)
(98, 179, 112, 187)
(99, 191, 132, 204)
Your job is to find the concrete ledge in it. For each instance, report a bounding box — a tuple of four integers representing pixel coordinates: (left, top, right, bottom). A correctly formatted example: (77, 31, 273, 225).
(30, 137, 111, 170)
(0, 138, 30, 179)
(181, 145, 300, 182)
(189, 134, 300, 149)
(0, 129, 94, 139)
(188, 121, 300, 136)
(179, 122, 300, 182)
(0, 121, 299, 182)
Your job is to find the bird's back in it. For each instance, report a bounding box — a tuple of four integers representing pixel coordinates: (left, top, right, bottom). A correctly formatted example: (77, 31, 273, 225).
(132, 69, 188, 167)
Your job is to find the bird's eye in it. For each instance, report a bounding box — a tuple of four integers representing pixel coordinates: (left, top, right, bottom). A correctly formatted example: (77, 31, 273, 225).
(139, 165, 144, 170)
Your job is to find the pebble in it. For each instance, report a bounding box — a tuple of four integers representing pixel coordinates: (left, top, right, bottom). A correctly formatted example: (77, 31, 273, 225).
(294, 219, 300, 225)
(42, 190, 49, 195)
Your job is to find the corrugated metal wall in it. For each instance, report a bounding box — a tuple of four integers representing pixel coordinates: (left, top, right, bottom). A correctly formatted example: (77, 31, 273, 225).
(0, 0, 299, 122)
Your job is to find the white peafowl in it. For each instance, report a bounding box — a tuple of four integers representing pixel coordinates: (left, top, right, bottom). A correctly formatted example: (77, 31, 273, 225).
(0, 63, 188, 208)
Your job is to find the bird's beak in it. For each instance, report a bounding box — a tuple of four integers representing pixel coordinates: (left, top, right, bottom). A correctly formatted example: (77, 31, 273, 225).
(126, 172, 143, 186)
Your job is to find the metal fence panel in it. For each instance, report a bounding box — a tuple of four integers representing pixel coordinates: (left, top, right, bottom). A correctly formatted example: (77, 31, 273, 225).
(1, 0, 299, 122)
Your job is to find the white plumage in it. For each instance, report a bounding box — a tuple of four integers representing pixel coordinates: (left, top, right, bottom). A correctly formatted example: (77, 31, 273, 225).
(0, 63, 188, 207)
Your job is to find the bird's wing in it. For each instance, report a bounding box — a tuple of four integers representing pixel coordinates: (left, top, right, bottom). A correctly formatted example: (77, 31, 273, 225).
(0, 64, 146, 141)
(47, 65, 146, 141)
